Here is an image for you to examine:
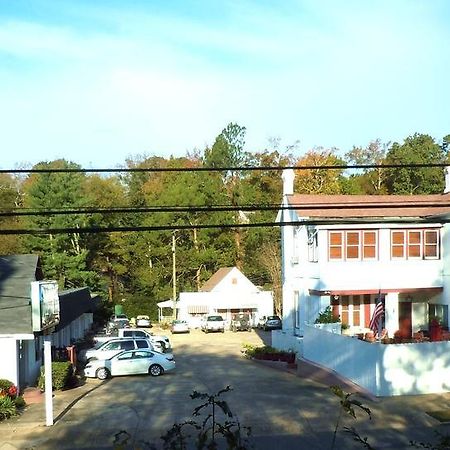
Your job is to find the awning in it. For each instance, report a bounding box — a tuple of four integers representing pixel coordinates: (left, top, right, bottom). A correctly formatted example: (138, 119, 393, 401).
(187, 305, 209, 314)
(309, 287, 443, 296)
(157, 300, 179, 308)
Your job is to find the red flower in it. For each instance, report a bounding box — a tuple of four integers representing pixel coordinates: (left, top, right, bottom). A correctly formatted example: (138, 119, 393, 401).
(8, 385, 17, 397)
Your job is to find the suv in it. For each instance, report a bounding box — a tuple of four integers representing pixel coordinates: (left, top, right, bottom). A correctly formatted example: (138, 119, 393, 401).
(230, 313, 251, 332)
(82, 338, 154, 362)
(201, 315, 225, 333)
(258, 315, 282, 331)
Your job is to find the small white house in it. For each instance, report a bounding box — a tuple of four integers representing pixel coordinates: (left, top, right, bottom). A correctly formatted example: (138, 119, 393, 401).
(158, 267, 274, 329)
(274, 169, 450, 396)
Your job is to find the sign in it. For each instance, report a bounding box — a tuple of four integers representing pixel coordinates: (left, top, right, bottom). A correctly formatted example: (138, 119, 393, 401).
(31, 281, 60, 332)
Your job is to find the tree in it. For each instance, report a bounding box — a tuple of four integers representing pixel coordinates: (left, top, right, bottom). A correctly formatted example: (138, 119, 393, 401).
(22, 160, 98, 289)
(345, 139, 389, 194)
(294, 147, 346, 194)
(384, 134, 445, 194)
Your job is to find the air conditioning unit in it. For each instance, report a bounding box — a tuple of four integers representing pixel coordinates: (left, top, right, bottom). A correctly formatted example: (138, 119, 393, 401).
(291, 256, 300, 265)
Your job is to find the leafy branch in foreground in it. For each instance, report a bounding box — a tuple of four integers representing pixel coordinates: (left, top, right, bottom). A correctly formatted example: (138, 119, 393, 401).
(330, 385, 372, 450)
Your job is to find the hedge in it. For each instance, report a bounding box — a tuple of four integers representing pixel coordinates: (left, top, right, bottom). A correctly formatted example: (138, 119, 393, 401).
(38, 361, 73, 391)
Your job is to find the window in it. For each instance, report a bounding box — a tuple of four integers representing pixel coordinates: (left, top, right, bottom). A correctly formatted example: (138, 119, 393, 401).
(136, 340, 150, 349)
(307, 228, 318, 262)
(329, 230, 378, 261)
(391, 229, 439, 260)
(118, 352, 133, 360)
(104, 342, 121, 350)
(120, 341, 134, 350)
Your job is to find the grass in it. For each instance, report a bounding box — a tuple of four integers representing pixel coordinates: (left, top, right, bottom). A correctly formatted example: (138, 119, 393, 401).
(426, 409, 450, 422)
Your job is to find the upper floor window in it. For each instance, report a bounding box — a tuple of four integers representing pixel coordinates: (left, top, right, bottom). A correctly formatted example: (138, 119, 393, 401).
(391, 229, 439, 260)
(328, 230, 378, 261)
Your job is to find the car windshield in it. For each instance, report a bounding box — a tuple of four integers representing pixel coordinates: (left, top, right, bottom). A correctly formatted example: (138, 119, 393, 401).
(208, 316, 223, 321)
(268, 316, 280, 320)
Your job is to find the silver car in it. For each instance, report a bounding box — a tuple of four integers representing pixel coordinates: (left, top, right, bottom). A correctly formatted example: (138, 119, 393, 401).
(81, 338, 153, 362)
(84, 349, 176, 380)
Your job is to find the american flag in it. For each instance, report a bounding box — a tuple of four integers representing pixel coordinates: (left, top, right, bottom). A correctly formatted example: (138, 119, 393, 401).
(370, 298, 384, 334)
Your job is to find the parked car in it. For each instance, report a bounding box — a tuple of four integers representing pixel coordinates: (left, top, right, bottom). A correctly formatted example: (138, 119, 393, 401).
(201, 315, 225, 333)
(258, 315, 282, 331)
(81, 338, 155, 362)
(84, 349, 175, 380)
(230, 313, 251, 332)
(93, 329, 171, 352)
(136, 315, 151, 328)
(171, 320, 190, 334)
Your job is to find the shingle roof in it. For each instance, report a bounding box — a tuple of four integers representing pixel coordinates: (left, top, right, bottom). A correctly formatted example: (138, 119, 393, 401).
(287, 193, 450, 219)
(199, 267, 234, 292)
(0, 255, 41, 334)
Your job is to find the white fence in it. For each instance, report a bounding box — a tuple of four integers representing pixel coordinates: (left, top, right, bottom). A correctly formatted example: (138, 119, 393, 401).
(303, 324, 450, 396)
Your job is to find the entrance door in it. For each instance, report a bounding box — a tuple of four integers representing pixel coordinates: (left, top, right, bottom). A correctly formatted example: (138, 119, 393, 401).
(398, 302, 412, 338)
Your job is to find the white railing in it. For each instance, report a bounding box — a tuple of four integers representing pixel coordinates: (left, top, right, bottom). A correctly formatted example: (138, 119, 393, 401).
(303, 324, 450, 396)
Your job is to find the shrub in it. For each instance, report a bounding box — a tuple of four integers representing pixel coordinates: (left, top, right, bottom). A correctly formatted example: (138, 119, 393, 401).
(38, 361, 73, 391)
(14, 396, 26, 409)
(0, 395, 17, 421)
(0, 379, 13, 392)
(315, 306, 340, 324)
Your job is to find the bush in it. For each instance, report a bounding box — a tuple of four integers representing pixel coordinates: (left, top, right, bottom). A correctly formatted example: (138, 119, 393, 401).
(0, 379, 13, 391)
(38, 361, 73, 391)
(315, 306, 340, 324)
(0, 395, 17, 420)
(14, 396, 26, 409)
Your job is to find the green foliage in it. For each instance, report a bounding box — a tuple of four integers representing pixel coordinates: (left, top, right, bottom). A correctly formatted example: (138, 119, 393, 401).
(0, 395, 17, 421)
(384, 133, 445, 194)
(38, 361, 73, 391)
(0, 379, 13, 391)
(315, 306, 340, 324)
(14, 396, 26, 409)
(241, 344, 278, 358)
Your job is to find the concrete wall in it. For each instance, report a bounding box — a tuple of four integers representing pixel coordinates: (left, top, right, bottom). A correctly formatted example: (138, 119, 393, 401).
(272, 329, 304, 356)
(303, 324, 450, 396)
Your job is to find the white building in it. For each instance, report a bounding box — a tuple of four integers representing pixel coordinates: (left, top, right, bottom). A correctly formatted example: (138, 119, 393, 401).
(158, 267, 274, 329)
(274, 169, 450, 396)
(0, 255, 96, 390)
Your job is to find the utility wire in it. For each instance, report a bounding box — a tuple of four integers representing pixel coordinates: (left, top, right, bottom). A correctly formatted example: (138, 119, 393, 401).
(0, 217, 447, 236)
(0, 162, 449, 174)
(2, 201, 450, 217)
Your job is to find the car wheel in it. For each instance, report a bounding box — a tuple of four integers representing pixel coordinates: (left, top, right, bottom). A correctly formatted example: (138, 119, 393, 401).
(221, 328, 225, 333)
(149, 364, 163, 377)
(96, 367, 110, 380)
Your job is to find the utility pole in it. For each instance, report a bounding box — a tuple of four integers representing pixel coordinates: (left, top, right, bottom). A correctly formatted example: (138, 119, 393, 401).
(172, 231, 177, 320)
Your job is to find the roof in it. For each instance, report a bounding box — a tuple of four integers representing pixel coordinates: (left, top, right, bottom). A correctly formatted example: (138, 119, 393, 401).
(55, 287, 96, 331)
(286, 193, 450, 220)
(0, 255, 42, 334)
(199, 268, 234, 292)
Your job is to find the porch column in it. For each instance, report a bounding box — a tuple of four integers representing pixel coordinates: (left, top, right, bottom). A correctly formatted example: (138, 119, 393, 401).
(384, 293, 399, 338)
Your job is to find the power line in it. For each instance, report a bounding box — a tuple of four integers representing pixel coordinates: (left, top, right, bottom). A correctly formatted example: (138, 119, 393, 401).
(0, 162, 449, 174)
(0, 217, 447, 236)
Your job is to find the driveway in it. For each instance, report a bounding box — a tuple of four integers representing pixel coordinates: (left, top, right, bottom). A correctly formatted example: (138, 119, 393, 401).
(1, 328, 450, 449)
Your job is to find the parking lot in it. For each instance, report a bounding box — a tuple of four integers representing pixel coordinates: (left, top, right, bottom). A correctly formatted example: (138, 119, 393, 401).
(3, 327, 450, 449)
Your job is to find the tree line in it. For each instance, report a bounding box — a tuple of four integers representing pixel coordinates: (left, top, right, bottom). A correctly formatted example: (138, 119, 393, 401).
(0, 124, 449, 318)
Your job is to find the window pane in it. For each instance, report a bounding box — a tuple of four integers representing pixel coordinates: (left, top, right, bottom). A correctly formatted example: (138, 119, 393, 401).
(363, 247, 376, 258)
(392, 232, 404, 244)
(330, 247, 342, 259)
(408, 245, 421, 258)
(364, 232, 376, 245)
(347, 246, 359, 259)
(347, 232, 359, 245)
(424, 245, 437, 257)
(409, 231, 421, 244)
(392, 246, 404, 258)
(330, 232, 342, 245)
(425, 231, 438, 244)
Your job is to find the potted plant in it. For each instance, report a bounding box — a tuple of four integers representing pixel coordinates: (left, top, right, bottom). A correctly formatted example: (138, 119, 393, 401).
(314, 306, 342, 334)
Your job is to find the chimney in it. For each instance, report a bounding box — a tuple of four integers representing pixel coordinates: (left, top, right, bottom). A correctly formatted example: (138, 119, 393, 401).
(282, 169, 295, 196)
(445, 167, 450, 194)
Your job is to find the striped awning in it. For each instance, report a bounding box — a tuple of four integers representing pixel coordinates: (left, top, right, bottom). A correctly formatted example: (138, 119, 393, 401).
(187, 305, 209, 314)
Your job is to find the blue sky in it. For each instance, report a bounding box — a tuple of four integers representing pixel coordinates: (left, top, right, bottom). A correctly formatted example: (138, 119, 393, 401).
(0, 0, 449, 169)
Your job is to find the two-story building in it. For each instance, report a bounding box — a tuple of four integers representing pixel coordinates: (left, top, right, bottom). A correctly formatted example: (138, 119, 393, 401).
(274, 169, 450, 396)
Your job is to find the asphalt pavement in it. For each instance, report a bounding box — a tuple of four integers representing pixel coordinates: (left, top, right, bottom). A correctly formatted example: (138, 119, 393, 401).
(1, 328, 450, 450)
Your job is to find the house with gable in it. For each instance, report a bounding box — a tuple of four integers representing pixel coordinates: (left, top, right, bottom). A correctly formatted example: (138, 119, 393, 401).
(274, 169, 450, 396)
(0, 255, 98, 390)
(158, 267, 273, 329)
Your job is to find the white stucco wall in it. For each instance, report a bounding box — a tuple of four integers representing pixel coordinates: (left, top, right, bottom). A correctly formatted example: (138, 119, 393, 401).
(0, 338, 19, 387)
(303, 324, 450, 396)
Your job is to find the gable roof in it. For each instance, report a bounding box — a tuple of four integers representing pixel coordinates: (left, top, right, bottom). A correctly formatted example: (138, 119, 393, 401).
(0, 255, 42, 334)
(286, 193, 450, 220)
(200, 268, 234, 292)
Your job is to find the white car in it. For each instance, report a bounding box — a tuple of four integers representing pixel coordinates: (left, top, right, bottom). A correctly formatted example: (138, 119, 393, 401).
(201, 315, 225, 333)
(82, 338, 154, 362)
(171, 320, 190, 334)
(84, 349, 176, 380)
(136, 315, 151, 328)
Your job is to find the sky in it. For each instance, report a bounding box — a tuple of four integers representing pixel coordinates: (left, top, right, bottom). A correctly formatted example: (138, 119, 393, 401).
(0, 0, 449, 169)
